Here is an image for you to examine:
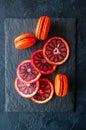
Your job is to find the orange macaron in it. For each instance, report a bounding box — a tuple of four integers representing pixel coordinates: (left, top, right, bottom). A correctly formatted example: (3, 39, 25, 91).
(14, 33, 36, 49)
(55, 74, 68, 97)
(35, 16, 51, 40)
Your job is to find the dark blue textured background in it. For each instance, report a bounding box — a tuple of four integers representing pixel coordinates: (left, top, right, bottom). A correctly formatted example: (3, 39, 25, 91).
(0, 0, 86, 129)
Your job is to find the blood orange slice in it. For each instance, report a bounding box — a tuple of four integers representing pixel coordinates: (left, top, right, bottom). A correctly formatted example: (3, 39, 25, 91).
(43, 37, 70, 65)
(31, 49, 56, 74)
(14, 78, 39, 98)
(30, 78, 54, 104)
(17, 60, 41, 84)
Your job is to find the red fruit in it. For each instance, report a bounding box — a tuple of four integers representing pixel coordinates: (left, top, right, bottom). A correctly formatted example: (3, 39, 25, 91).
(43, 37, 70, 65)
(31, 49, 56, 74)
(17, 60, 41, 84)
(14, 78, 39, 98)
(30, 78, 54, 104)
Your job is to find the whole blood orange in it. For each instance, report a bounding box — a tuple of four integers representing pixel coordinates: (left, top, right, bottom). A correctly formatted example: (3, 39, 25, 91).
(31, 49, 56, 74)
(30, 78, 54, 104)
(14, 78, 39, 98)
(43, 37, 70, 65)
(17, 60, 41, 84)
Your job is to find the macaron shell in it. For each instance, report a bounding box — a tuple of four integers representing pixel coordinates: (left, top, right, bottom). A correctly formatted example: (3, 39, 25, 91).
(14, 33, 34, 44)
(41, 16, 51, 40)
(55, 74, 68, 97)
(14, 33, 36, 49)
(55, 74, 62, 96)
(35, 16, 45, 39)
(15, 38, 36, 49)
(62, 75, 68, 96)
(59, 74, 63, 96)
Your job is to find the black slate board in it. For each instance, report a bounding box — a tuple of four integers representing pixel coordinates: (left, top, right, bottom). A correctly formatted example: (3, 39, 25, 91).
(5, 18, 76, 112)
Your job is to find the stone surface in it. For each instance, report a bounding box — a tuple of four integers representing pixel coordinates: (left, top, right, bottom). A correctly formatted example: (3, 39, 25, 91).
(5, 18, 76, 112)
(0, 0, 5, 112)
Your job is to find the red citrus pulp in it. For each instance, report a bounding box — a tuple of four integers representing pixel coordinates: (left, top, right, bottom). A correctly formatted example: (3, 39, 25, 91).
(30, 78, 54, 104)
(17, 60, 41, 84)
(14, 78, 39, 98)
(31, 49, 56, 74)
(43, 37, 70, 65)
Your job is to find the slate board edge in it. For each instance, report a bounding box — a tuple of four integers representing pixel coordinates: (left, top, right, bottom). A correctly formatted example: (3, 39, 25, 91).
(4, 18, 76, 112)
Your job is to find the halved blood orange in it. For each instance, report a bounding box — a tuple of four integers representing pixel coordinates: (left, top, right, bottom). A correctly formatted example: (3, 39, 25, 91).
(43, 37, 70, 65)
(31, 49, 56, 74)
(17, 60, 41, 84)
(30, 78, 54, 104)
(14, 78, 39, 98)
